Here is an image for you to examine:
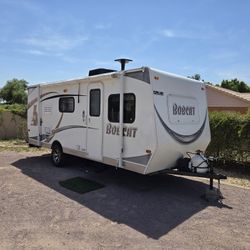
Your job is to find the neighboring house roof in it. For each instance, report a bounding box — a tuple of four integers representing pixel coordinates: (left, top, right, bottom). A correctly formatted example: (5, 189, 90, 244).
(240, 93, 250, 102)
(205, 84, 250, 104)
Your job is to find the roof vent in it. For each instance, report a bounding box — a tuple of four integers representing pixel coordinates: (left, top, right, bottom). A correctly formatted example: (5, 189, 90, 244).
(115, 58, 133, 71)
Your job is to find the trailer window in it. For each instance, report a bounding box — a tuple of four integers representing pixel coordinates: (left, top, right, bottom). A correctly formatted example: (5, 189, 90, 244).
(90, 89, 101, 116)
(108, 93, 135, 123)
(108, 94, 119, 122)
(59, 97, 75, 113)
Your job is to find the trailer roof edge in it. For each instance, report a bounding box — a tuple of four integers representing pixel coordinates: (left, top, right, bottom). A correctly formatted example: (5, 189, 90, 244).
(27, 67, 149, 88)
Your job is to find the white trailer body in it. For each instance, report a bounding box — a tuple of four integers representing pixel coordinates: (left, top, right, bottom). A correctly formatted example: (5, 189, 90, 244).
(27, 67, 210, 174)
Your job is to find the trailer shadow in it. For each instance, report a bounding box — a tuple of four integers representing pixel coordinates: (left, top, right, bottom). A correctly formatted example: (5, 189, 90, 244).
(12, 154, 230, 239)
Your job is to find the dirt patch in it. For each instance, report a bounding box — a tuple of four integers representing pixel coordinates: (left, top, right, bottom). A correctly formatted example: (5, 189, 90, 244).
(0, 151, 250, 249)
(215, 168, 250, 188)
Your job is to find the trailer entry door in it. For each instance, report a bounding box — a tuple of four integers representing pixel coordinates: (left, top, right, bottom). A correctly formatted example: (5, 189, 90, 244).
(87, 83, 103, 161)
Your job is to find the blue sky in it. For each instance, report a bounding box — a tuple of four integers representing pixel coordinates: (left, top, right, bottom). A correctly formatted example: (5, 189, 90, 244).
(0, 0, 250, 87)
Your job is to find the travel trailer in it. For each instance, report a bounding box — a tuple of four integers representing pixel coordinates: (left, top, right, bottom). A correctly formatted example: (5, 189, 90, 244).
(27, 60, 211, 175)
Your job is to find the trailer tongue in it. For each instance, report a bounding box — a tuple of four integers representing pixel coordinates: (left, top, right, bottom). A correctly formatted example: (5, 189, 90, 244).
(150, 153, 227, 201)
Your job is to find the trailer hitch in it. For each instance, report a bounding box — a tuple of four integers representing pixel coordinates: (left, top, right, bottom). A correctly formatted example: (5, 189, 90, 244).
(150, 156, 227, 201)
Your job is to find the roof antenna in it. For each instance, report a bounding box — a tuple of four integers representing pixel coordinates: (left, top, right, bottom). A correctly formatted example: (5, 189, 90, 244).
(115, 58, 133, 71)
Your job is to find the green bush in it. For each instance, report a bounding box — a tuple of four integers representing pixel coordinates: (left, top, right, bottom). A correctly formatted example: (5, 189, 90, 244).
(0, 104, 27, 118)
(206, 110, 250, 168)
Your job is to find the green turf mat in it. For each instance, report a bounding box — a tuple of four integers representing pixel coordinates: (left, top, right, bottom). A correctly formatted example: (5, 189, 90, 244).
(59, 177, 105, 194)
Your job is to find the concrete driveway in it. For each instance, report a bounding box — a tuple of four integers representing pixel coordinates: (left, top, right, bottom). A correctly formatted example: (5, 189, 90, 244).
(0, 151, 249, 249)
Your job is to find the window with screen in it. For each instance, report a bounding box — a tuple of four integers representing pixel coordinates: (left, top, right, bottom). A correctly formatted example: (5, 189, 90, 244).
(90, 89, 101, 116)
(59, 97, 75, 113)
(108, 93, 135, 123)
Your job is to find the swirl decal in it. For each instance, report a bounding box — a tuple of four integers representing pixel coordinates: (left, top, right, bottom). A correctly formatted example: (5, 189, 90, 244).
(154, 106, 207, 144)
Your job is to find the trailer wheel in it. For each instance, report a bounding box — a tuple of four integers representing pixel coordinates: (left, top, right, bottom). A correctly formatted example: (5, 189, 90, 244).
(51, 143, 64, 167)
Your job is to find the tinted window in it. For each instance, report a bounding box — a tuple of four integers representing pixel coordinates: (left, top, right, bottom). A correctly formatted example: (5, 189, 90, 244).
(90, 89, 101, 116)
(124, 94, 136, 123)
(59, 97, 75, 113)
(108, 93, 136, 123)
(108, 94, 120, 122)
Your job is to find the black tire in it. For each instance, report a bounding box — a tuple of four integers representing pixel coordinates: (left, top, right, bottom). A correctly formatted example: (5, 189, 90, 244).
(51, 143, 64, 167)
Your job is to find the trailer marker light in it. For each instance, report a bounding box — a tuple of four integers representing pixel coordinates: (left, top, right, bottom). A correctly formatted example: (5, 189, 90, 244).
(154, 76, 159, 80)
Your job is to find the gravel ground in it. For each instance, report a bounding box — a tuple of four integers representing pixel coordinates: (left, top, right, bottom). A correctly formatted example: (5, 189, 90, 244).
(0, 151, 249, 250)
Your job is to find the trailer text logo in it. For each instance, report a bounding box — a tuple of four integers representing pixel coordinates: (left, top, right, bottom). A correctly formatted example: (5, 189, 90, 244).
(106, 123, 138, 138)
(173, 103, 195, 116)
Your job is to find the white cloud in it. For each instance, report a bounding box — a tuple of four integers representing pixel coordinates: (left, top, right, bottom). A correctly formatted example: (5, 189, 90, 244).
(209, 51, 239, 61)
(159, 29, 193, 39)
(214, 66, 250, 84)
(25, 49, 46, 55)
(16, 48, 87, 64)
(19, 34, 88, 51)
(95, 23, 112, 30)
(159, 27, 219, 40)
(0, 0, 43, 13)
(161, 29, 175, 38)
(61, 56, 82, 64)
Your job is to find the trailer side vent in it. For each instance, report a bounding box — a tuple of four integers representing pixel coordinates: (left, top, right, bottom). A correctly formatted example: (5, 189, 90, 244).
(88, 68, 116, 76)
(125, 67, 150, 84)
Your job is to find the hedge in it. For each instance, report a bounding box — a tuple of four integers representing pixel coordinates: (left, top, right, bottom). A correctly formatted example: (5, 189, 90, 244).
(206, 110, 250, 169)
(0, 104, 27, 140)
(0, 104, 27, 118)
